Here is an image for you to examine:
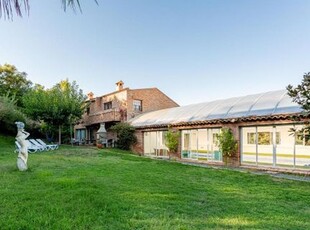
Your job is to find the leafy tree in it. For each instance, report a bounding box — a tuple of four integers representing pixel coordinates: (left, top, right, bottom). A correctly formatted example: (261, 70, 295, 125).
(0, 64, 32, 106)
(0, 0, 98, 20)
(287, 72, 310, 134)
(23, 79, 86, 144)
(164, 129, 180, 154)
(216, 128, 237, 165)
(111, 122, 137, 150)
(0, 94, 26, 134)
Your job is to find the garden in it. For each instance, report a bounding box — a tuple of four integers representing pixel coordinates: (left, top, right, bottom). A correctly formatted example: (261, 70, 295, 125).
(1, 134, 310, 229)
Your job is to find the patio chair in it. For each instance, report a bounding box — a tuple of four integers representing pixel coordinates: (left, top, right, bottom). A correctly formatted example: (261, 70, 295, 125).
(26, 140, 44, 152)
(36, 139, 59, 150)
(29, 139, 50, 151)
(15, 141, 38, 153)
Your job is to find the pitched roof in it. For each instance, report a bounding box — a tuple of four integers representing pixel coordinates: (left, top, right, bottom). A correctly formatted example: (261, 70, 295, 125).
(129, 89, 302, 128)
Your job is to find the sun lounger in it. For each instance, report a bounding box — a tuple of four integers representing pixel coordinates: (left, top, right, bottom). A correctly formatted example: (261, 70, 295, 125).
(36, 139, 58, 150)
(29, 139, 50, 151)
(26, 140, 44, 152)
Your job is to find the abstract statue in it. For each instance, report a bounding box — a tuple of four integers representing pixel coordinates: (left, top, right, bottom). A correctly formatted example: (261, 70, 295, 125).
(15, 121, 30, 171)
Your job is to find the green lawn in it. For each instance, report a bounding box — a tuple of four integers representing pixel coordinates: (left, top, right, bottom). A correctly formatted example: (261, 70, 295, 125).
(1, 135, 310, 229)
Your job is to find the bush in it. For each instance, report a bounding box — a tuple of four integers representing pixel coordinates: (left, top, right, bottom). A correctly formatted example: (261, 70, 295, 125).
(164, 129, 180, 153)
(0, 95, 27, 134)
(111, 123, 137, 150)
(216, 128, 237, 158)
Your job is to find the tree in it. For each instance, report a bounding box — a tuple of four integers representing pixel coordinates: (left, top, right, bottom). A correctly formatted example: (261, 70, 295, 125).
(23, 79, 86, 144)
(0, 64, 32, 106)
(0, 0, 98, 20)
(0, 94, 27, 134)
(216, 128, 238, 165)
(111, 123, 137, 150)
(164, 129, 180, 154)
(287, 72, 310, 134)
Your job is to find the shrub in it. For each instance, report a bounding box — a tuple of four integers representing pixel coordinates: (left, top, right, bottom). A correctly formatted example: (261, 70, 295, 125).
(164, 129, 180, 153)
(111, 122, 137, 150)
(216, 128, 238, 158)
(0, 95, 27, 134)
(287, 72, 310, 134)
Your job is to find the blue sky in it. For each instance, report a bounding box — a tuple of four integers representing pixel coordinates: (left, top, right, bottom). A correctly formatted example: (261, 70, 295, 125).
(1, 0, 309, 105)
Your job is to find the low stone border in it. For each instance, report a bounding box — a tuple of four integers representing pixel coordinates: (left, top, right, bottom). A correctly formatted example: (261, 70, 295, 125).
(240, 165, 310, 176)
(177, 159, 310, 182)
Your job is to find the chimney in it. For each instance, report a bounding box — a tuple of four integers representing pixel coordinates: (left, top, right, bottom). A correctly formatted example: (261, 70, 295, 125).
(87, 92, 94, 100)
(116, 80, 124, 91)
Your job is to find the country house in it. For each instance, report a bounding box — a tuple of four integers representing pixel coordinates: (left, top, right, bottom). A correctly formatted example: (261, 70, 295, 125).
(74, 81, 179, 146)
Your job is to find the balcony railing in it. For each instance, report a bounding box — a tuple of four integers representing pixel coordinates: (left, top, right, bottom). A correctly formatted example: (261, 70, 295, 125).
(83, 109, 122, 125)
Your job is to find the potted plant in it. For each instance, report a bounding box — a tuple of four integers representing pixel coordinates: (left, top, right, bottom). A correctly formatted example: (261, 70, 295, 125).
(164, 129, 180, 159)
(216, 128, 238, 166)
(97, 142, 103, 149)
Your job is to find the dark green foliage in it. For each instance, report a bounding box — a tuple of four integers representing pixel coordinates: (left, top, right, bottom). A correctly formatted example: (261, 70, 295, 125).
(287, 72, 310, 114)
(111, 122, 137, 150)
(40, 122, 59, 143)
(287, 72, 310, 133)
(0, 0, 98, 20)
(23, 80, 86, 144)
(0, 64, 39, 135)
(0, 64, 32, 106)
(0, 94, 26, 134)
(164, 129, 180, 153)
(0, 0, 29, 19)
(216, 128, 238, 157)
(62, 0, 98, 12)
(23, 80, 85, 125)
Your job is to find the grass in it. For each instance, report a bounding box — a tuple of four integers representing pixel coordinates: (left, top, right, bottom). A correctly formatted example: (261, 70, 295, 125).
(1, 134, 310, 229)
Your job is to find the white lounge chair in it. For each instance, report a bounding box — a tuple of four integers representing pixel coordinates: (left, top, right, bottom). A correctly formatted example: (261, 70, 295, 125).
(29, 139, 50, 151)
(26, 140, 44, 152)
(15, 141, 38, 153)
(36, 139, 58, 150)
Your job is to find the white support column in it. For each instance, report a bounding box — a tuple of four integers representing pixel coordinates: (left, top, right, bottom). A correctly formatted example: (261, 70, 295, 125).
(255, 126, 258, 165)
(273, 126, 276, 167)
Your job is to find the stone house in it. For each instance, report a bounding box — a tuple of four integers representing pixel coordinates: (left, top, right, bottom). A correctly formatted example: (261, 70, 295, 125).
(74, 81, 179, 145)
(130, 89, 310, 171)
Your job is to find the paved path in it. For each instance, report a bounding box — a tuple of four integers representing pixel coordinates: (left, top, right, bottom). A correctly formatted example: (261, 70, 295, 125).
(180, 161, 310, 182)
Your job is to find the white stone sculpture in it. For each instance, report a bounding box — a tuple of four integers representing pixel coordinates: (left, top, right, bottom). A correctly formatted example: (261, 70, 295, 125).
(15, 122, 30, 171)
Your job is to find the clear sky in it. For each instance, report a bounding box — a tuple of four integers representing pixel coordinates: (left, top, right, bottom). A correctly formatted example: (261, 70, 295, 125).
(1, 0, 309, 105)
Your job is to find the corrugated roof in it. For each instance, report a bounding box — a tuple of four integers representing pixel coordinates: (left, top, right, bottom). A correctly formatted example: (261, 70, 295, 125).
(129, 89, 302, 128)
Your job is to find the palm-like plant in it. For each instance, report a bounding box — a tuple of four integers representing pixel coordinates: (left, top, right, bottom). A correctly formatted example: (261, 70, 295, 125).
(0, 0, 28, 19)
(0, 0, 97, 20)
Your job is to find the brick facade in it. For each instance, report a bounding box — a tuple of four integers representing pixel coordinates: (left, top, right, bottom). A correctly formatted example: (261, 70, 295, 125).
(127, 88, 179, 119)
(74, 81, 179, 144)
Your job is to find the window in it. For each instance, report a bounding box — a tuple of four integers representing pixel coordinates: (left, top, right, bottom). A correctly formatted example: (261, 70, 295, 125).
(86, 107, 90, 115)
(247, 133, 256, 144)
(258, 132, 272, 145)
(162, 131, 167, 144)
(212, 133, 218, 145)
(104, 101, 112, 110)
(133, 100, 142, 111)
(275, 132, 281, 145)
(247, 132, 280, 145)
(296, 132, 310, 146)
(305, 134, 310, 146)
(183, 133, 190, 151)
(295, 132, 303, 145)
